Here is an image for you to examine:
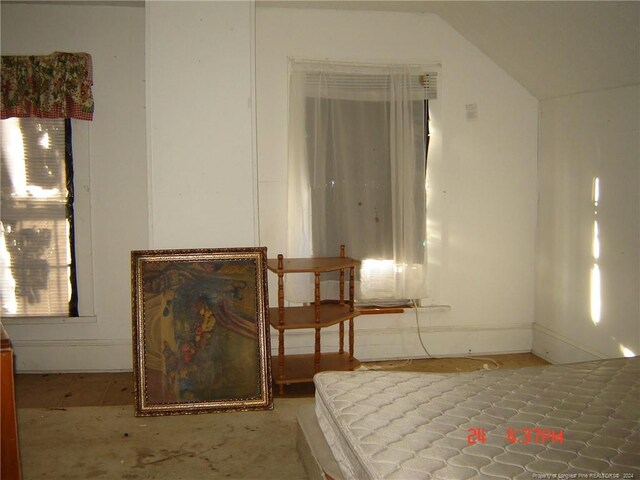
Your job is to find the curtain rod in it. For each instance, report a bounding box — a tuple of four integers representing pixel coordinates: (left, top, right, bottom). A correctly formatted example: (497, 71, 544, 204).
(289, 57, 441, 70)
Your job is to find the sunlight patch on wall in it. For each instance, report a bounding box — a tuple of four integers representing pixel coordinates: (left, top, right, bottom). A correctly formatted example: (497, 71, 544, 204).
(592, 221, 600, 260)
(590, 265, 601, 324)
(590, 177, 601, 325)
(620, 345, 636, 357)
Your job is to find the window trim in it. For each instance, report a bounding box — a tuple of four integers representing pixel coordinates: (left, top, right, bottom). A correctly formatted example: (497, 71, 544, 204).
(69, 120, 95, 318)
(1, 315, 97, 325)
(1, 119, 95, 320)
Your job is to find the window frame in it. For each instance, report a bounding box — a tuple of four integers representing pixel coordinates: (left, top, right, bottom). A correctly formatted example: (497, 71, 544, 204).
(1, 119, 96, 325)
(287, 61, 437, 305)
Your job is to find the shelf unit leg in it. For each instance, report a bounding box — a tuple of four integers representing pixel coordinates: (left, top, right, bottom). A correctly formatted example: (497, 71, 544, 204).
(314, 328, 321, 372)
(349, 318, 354, 361)
(278, 330, 285, 384)
(339, 248, 345, 305)
(277, 254, 285, 392)
(349, 266, 355, 312)
(277, 255, 285, 320)
(314, 271, 321, 371)
(349, 264, 355, 361)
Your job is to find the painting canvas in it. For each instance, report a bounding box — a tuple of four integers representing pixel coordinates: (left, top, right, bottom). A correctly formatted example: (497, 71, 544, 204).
(131, 248, 272, 416)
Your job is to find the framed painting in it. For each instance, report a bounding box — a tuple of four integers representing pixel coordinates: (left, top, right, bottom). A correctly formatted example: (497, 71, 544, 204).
(131, 247, 272, 416)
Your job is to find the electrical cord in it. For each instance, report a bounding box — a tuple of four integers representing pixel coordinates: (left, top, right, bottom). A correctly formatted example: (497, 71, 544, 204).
(359, 300, 500, 371)
(412, 299, 432, 358)
(412, 299, 500, 370)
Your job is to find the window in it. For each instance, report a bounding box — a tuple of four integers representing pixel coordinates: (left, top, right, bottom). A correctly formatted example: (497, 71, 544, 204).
(287, 61, 437, 305)
(1, 117, 78, 316)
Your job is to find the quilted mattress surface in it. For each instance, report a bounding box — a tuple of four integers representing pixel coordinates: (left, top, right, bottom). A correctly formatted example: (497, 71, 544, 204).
(314, 357, 640, 480)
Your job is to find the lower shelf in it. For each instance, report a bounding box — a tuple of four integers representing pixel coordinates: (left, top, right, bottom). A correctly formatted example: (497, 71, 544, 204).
(272, 352, 361, 385)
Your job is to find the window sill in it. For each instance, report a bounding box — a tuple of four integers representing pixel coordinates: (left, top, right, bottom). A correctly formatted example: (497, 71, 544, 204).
(356, 305, 409, 315)
(312, 300, 451, 315)
(356, 304, 452, 315)
(1, 316, 97, 325)
(310, 299, 408, 315)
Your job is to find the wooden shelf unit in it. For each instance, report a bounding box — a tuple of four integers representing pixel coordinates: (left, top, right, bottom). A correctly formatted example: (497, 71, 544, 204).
(267, 246, 361, 393)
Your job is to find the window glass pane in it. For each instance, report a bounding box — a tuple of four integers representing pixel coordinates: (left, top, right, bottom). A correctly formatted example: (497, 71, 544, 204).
(1, 117, 76, 316)
(305, 97, 427, 286)
(307, 97, 394, 261)
(288, 64, 433, 303)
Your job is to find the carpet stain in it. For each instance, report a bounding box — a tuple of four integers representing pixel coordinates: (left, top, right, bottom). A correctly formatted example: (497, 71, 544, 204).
(18, 401, 312, 479)
(135, 446, 197, 468)
(134, 447, 155, 468)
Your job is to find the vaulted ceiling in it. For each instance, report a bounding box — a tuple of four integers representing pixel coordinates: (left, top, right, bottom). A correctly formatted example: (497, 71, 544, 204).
(258, 1, 640, 100)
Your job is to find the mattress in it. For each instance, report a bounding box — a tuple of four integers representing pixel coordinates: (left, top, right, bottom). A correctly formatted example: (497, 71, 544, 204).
(313, 357, 640, 480)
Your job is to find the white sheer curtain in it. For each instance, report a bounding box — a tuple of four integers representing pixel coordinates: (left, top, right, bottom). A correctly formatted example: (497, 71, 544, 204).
(286, 61, 435, 304)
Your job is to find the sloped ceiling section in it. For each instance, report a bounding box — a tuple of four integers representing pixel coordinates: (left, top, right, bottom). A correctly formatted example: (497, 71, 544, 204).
(258, 1, 640, 100)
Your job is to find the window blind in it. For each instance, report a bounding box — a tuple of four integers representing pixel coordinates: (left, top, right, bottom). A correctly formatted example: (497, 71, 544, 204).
(294, 60, 438, 101)
(1, 117, 77, 316)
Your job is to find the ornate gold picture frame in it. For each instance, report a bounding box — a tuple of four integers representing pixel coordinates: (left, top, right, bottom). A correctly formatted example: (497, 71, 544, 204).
(131, 247, 272, 416)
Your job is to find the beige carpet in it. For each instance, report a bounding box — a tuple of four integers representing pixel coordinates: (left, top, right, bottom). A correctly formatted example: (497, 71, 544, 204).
(361, 352, 548, 373)
(16, 354, 547, 479)
(18, 398, 313, 480)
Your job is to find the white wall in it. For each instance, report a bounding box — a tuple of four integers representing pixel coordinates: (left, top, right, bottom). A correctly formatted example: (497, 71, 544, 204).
(2, 3, 148, 371)
(534, 85, 640, 363)
(2, 1, 258, 372)
(256, 7, 539, 360)
(146, 0, 258, 249)
(1, 3, 541, 370)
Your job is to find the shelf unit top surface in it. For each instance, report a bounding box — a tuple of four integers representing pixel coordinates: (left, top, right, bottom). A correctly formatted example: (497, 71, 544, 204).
(267, 256, 360, 273)
(269, 304, 359, 330)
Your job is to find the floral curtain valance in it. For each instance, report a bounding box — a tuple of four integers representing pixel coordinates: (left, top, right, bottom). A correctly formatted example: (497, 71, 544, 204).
(1, 52, 94, 121)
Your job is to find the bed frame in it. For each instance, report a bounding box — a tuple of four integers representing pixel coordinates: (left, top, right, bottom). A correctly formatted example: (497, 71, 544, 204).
(297, 403, 344, 480)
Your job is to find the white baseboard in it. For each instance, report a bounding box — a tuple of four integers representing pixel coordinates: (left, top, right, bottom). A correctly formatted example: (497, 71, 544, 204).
(271, 322, 533, 361)
(532, 323, 606, 364)
(9, 322, 535, 373)
(10, 339, 133, 373)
